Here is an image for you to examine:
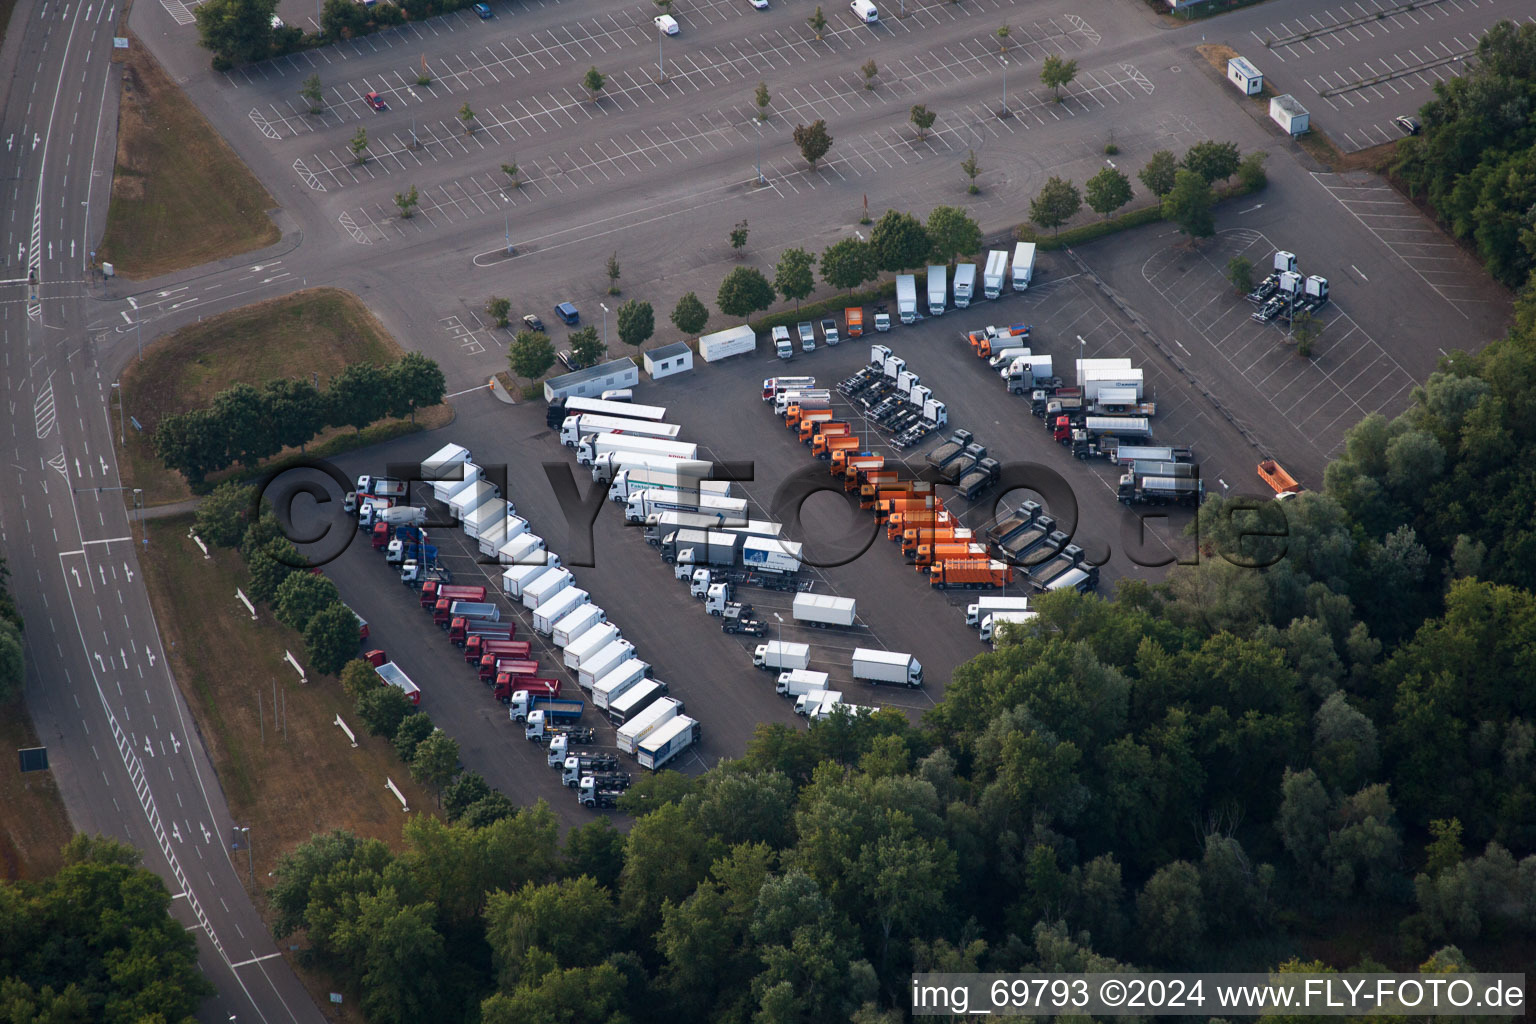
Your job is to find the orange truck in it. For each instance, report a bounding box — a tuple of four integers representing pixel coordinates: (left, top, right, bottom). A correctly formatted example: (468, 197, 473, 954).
(848, 465, 898, 492)
(902, 523, 972, 557)
(967, 324, 1031, 358)
(840, 453, 884, 480)
(861, 481, 931, 509)
(800, 418, 849, 444)
(845, 307, 864, 338)
(887, 507, 950, 541)
(815, 433, 861, 461)
(794, 408, 835, 435)
(912, 540, 987, 568)
(929, 558, 1014, 589)
(826, 439, 869, 469)
(879, 495, 944, 521)
(783, 396, 831, 427)
(1256, 459, 1302, 496)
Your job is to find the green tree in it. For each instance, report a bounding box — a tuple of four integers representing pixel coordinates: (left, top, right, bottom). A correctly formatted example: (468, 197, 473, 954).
(301, 73, 324, 113)
(1138, 149, 1179, 197)
(485, 876, 617, 987)
(729, 219, 750, 257)
(1137, 860, 1205, 963)
(1292, 309, 1320, 357)
(1084, 166, 1132, 218)
(195, 480, 254, 548)
(320, 0, 365, 39)
(909, 104, 936, 141)
(807, 5, 827, 39)
(819, 236, 877, 294)
(605, 251, 621, 294)
(870, 209, 930, 272)
(925, 204, 981, 264)
(410, 729, 461, 803)
(357, 685, 413, 738)
(1238, 150, 1267, 190)
(1226, 255, 1254, 294)
(1030, 176, 1082, 233)
(774, 247, 817, 311)
(861, 58, 878, 90)
(392, 712, 436, 763)
(1161, 168, 1215, 241)
(793, 119, 833, 169)
(212, 381, 279, 467)
(582, 66, 606, 102)
(194, 0, 277, 65)
(326, 362, 388, 433)
(569, 325, 605, 369)
(1040, 54, 1077, 100)
(340, 658, 382, 701)
(332, 887, 446, 1024)
(616, 299, 655, 347)
(442, 771, 492, 821)
(273, 571, 340, 631)
(246, 537, 300, 604)
(388, 352, 444, 424)
(458, 102, 477, 134)
(717, 266, 777, 317)
(394, 184, 419, 219)
(508, 329, 556, 380)
(1424, 818, 1464, 877)
(264, 377, 325, 450)
(754, 80, 771, 121)
(961, 149, 981, 194)
(350, 125, 369, 164)
(0, 616, 24, 709)
(305, 602, 362, 675)
(671, 292, 709, 336)
(996, 22, 1009, 52)
(563, 818, 626, 890)
(486, 296, 511, 328)
(155, 409, 229, 484)
(1182, 139, 1242, 184)
(501, 161, 520, 187)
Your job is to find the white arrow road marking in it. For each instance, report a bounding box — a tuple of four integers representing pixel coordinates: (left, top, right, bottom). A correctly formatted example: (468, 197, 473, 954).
(169, 733, 181, 754)
(142, 736, 154, 758)
(171, 822, 182, 842)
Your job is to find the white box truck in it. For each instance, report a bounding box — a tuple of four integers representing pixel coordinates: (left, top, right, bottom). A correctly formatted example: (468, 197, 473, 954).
(1075, 357, 1133, 383)
(564, 622, 620, 670)
(636, 715, 700, 770)
(449, 479, 498, 520)
(983, 249, 1009, 299)
(625, 489, 751, 524)
(462, 498, 507, 540)
(698, 324, 757, 362)
(502, 561, 557, 598)
(560, 414, 681, 448)
(591, 658, 650, 711)
(980, 610, 1038, 643)
(607, 678, 668, 727)
(754, 641, 811, 671)
(965, 595, 1031, 627)
(432, 460, 481, 503)
(896, 274, 918, 324)
(498, 532, 550, 567)
(617, 696, 683, 755)
(791, 593, 857, 628)
(851, 648, 923, 687)
(1012, 241, 1036, 291)
(606, 461, 731, 502)
(742, 537, 803, 576)
(579, 642, 638, 691)
(552, 604, 606, 648)
(926, 265, 947, 317)
(532, 586, 588, 635)
(521, 567, 572, 611)
(577, 433, 699, 467)
(796, 689, 842, 715)
(776, 668, 830, 697)
(953, 263, 977, 308)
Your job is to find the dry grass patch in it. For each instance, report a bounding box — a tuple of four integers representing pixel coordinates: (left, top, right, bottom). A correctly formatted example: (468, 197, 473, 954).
(97, 37, 279, 278)
(0, 707, 75, 881)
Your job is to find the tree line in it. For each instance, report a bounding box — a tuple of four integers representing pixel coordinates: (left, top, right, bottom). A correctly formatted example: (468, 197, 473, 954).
(154, 353, 445, 485)
(0, 556, 23, 705)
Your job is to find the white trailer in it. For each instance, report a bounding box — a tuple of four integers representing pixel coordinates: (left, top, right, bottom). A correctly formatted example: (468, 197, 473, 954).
(431, 460, 481, 503)
(983, 250, 1009, 299)
(926, 264, 947, 317)
(534, 587, 589, 636)
(577, 433, 699, 467)
(521, 567, 572, 611)
(421, 443, 470, 490)
(617, 697, 683, 755)
(607, 678, 668, 727)
(591, 659, 650, 711)
(625, 489, 751, 524)
(591, 451, 705, 485)
(563, 622, 620, 670)
(488, 517, 531, 562)
(896, 274, 918, 324)
(742, 537, 802, 576)
(851, 648, 923, 688)
(698, 324, 757, 362)
(1011, 241, 1036, 291)
(791, 593, 857, 628)
(796, 689, 843, 715)
(1075, 357, 1133, 384)
(636, 715, 700, 770)
(965, 595, 1031, 627)
(449, 479, 498, 520)
(1082, 369, 1145, 402)
(462, 498, 507, 540)
(559, 414, 681, 448)
(476, 517, 510, 557)
(501, 561, 557, 598)
(497, 532, 550, 567)
(953, 263, 977, 308)
(980, 610, 1039, 643)
(776, 668, 831, 697)
(753, 641, 811, 671)
(606, 461, 731, 502)
(552, 604, 606, 648)
(556, 396, 667, 422)
(578, 642, 638, 690)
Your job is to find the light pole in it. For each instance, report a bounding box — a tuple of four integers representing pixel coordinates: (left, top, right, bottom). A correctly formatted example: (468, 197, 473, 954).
(755, 123, 764, 185)
(237, 826, 254, 891)
(658, 28, 666, 83)
(112, 381, 124, 444)
(135, 312, 142, 362)
(600, 302, 610, 348)
(1000, 58, 1009, 118)
(501, 194, 512, 255)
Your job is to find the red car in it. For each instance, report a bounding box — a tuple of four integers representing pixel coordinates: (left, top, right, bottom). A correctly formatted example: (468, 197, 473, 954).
(365, 92, 387, 111)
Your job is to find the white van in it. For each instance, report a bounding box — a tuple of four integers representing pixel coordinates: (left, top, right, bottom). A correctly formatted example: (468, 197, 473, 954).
(850, 0, 878, 22)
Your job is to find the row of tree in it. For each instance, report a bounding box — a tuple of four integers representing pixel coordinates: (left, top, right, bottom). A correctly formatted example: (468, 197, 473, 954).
(0, 557, 22, 705)
(153, 353, 445, 484)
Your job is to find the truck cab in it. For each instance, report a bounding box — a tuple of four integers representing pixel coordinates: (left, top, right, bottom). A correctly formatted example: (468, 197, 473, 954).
(772, 325, 794, 360)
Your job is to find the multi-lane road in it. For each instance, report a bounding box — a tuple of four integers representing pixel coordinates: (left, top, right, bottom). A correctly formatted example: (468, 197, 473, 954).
(0, 0, 1515, 1018)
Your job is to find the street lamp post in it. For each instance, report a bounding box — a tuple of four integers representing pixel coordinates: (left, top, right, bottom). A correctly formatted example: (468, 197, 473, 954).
(1000, 58, 1009, 118)
(501, 194, 512, 255)
(112, 381, 124, 444)
(600, 302, 610, 348)
(238, 827, 254, 891)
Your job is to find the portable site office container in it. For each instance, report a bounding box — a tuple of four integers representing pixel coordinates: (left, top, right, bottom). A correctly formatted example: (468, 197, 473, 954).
(1226, 56, 1262, 95)
(1270, 94, 1310, 136)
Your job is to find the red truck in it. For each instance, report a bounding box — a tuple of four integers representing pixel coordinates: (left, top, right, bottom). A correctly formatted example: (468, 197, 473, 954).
(483, 658, 540, 684)
(419, 582, 485, 610)
(364, 649, 388, 667)
(493, 676, 561, 704)
(465, 636, 530, 664)
(476, 648, 534, 679)
(449, 617, 515, 646)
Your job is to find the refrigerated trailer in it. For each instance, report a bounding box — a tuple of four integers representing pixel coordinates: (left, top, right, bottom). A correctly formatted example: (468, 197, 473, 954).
(636, 715, 700, 770)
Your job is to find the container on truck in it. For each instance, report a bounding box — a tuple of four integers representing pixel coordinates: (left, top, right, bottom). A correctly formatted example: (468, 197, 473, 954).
(511, 693, 584, 725)
(494, 675, 559, 705)
(422, 443, 470, 484)
(617, 697, 683, 755)
(548, 395, 667, 427)
(374, 662, 421, 704)
(980, 610, 1038, 643)
(953, 263, 977, 307)
(1045, 567, 1098, 593)
(560, 414, 681, 447)
(753, 641, 811, 671)
(772, 325, 794, 360)
(564, 622, 621, 670)
(498, 532, 550, 567)
(965, 595, 1032, 627)
(607, 678, 668, 727)
(776, 669, 831, 697)
(791, 593, 857, 628)
(625, 489, 750, 524)
(449, 479, 499, 520)
(896, 274, 918, 324)
(661, 528, 742, 566)
(636, 715, 701, 771)
(697, 324, 757, 362)
(577, 433, 698, 467)
(926, 265, 947, 316)
(466, 636, 531, 665)
(1011, 241, 1036, 290)
(983, 250, 1009, 299)
(577, 642, 639, 692)
(532, 586, 588, 634)
(851, 648, 923, 687)
(844, 307, 864, 338)
(591, 659, 652, 711)
(552, 604, 606, 648)
(796, 689, 842, 715)
(1257, 458, 1302, 496)
(502, 562, 555, 599)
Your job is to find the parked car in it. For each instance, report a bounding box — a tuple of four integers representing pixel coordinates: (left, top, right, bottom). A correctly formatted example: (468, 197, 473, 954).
(522, 314, 546, 333)
(557, 351, 576, 371)
(473, 2, 492, 16)
(748, 0, 768, 7)
(365, 92, 388, 111)
(555, 302, 580, 325)
(654, 13, 678, 33)
(1393, 115, 1421, 136)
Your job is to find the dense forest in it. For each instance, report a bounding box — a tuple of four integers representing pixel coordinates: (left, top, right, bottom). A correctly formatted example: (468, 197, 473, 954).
(264, 23, 1536, 1024)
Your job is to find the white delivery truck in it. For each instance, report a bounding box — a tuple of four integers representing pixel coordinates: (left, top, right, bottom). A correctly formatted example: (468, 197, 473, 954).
(607, 461, 731, 502)
(697, 324, 757, 362)
(851, 648, 923, 688)
(926, 264, 947, 317)
(578, 641, 638, 691)
(625, 489, 751, 524)
(636, 715, 701, 770)
(502, 560, 558, 598)
(980, 610, 1038, 644)
(1012, 241, 1036, 291)
(552, 604, 606, 648)
(896, 274, 918, 324)
(617, 696, 683, 755)
(563, 622, 621, 670)
(532, 586, 588, 635)
(577, 433, 699, 467)
(983, 249, 1009, 299)
(498, 532, 549, 568)
(560, 414, 681, 448)
(590, 659, 650, 711)
(791, 593, 857, 628)
(754, 641, 811, 672)
(796, 689, 842, 715)
(776, 668, 831, 697)
(431, 459, 480, 503)
(953, 263, 977, 307)
(965, 595, 1031, 628)
(521, 567, 572, 611)
(449, 479, 499, 521)
(607, 678, 668, 727)
(462, 498, 508, 540)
